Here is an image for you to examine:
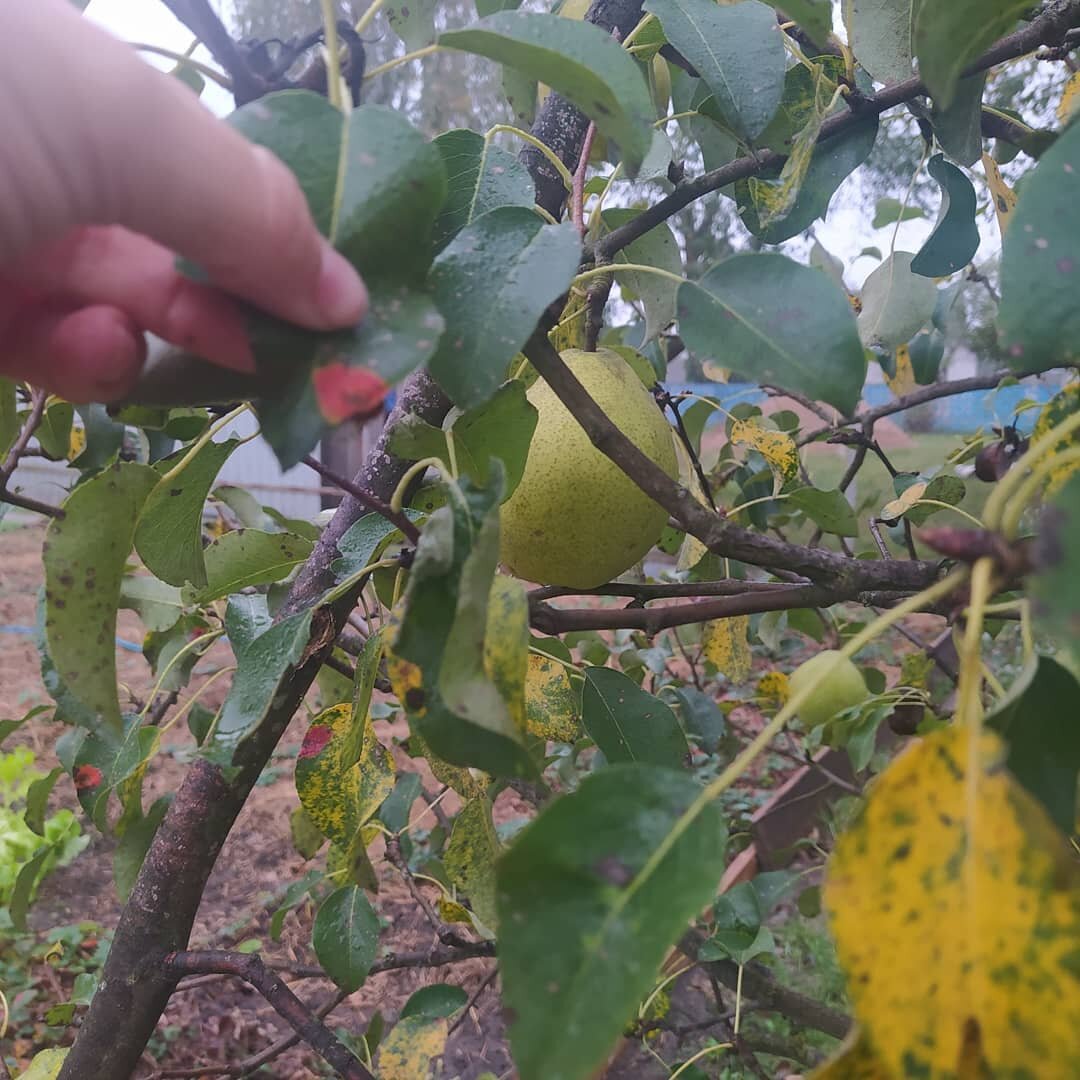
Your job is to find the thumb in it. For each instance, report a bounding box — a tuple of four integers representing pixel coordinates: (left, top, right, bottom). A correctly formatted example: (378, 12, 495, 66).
(1, 0, 367, 331)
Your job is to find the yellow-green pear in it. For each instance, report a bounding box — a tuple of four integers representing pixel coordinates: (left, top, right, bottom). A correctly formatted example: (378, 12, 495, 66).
(788, 650, 869, 728)
(499, 348, 678, 589)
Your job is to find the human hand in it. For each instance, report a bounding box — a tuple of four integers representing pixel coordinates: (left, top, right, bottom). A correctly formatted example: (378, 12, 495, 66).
(0, 0, 368, 403)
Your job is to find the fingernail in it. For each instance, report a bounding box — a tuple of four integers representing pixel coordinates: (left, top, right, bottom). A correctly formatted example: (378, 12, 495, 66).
(316, 242, 368, 326)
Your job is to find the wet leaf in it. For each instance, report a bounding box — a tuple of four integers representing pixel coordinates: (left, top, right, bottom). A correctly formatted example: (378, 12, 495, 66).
(401, 983, 469, 1020)
(846, 0, 913, 85)
(428, 208, 581, 408)
(702, 615, 752, 685)
(826, 725, 1080, 1079)
(441, 12, 654, 175)
(185, 529, 313, 604)
(679, 253, 865, 415)
(582, 667, 688, 768)
(114, 796, 170, 900)
(645, 0, 785, 141)
(313, 885, 381, 993)
(452, 380, 539, 498)
(43, 462, 159, 732)
(433, 128, 535, 251)
(333, 512, 420, 582)
(445, 796, 501, 928)
(498, 764, 727, 1080)
(729, 418, 799, 494)
(769, 0, 833, 48)
(999, 120, 1080, 371)
(910, 154, 980, 278)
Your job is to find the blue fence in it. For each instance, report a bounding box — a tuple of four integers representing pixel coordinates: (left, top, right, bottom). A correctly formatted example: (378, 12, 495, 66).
(667, 377, 1059, 434)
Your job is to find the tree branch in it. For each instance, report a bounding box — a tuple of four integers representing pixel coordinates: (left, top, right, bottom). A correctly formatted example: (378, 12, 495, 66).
(302, 454, 420, 543)
(162, 950, 372, 1080)
(595, 0, 1080, 259)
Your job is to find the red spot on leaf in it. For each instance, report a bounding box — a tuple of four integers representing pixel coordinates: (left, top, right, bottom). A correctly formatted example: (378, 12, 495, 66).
(300, 726, 333, 759)
(312, 362, 389, 424)
(73, 765, 103, 791)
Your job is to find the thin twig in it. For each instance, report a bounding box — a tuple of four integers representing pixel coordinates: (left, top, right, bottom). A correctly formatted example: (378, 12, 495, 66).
(447, 966, 499, 1036)
(303, 454, 421, 543)
(163, 950, 374, 1080)
(385, 836, 472, 948)
(571, 121, 597, 234)
(658, 387, 717, 511)
(0, 389, 64, 518)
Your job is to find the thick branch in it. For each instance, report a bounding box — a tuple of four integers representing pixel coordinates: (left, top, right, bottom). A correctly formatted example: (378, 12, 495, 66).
(163, 951, 372, 1080)
(596, 0, 1080, 259)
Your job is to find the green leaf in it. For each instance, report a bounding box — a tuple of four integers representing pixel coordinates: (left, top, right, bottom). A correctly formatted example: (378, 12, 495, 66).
(872, 197, 924, 229)
(454, 381, 539, 498)
(24, 767, 63, 836)
(0, 378, 17, 460)
(43, 463, 159, 732)
(671, 686, 727, 754)
(333, 512, 420, 581)
(769, 0, 833, 48)
(910, 154, 980, 277)
(388, 471, 536, 778)
(914, 0, 1030, 109)
(114, 796, 170, 900)
(735, 109, 878, 244)
(999, 119, 1080, 371)
(185, 529, 313, 604)
(68, 714, 157, 830)
(440, 12, 654, 176)
(931, 73, 986, 167)
(644, 0, 784, 141)
(385, 0, 437, 49)
(313, 885, 381, 993)
(119, 575, 184, 634)
(378, 772, 423, 833)
(497, 764, 727, 1080)
(904, 473, 966, 526)
(433, 128, 535, 251)
(604, 210, 683, 343)
(445, 796, 501, 928)
(908, 328, 946, 384)
(36, 399, 73, 460)
(135, 438, 240, 588)
(678, 253, 865, 414)
(788, 486, 859, 537)
(706, 879, 777, 963)
(428, 208, 581, 408)
(1031, 472, 1080, 645)
(401, 983, 469, 1020)
(205, 596, 313, 762)
(582, 667, 688, 767)
(846, 0, 913, 85)
(858, 251, 936, 351)
(988, 656, 1080, 834)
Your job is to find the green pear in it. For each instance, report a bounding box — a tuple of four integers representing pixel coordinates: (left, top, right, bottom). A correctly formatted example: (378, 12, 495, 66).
(788, 650, 869, 728)
(499, 348, 678, 589)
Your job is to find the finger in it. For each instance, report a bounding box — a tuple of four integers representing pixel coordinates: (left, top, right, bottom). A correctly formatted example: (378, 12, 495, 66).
(2, 0, 368, 331)
(0, 302, 146, 403)
(6, 227, 257, 373)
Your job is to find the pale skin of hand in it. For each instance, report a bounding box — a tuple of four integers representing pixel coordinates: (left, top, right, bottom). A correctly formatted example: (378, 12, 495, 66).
(0, 0, 369, 403)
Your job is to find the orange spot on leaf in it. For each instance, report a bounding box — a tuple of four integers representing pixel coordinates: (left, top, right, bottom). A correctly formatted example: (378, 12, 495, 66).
(312, 363, 389, 424)
(73, 765, 103, 791)
(300, 726, 333, 759)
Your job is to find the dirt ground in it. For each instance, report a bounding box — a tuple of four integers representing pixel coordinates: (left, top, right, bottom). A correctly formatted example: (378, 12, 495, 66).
(3, 524, 752, 1080)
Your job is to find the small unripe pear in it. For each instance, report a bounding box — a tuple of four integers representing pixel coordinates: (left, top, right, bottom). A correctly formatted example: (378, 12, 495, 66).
(499, 348, 678, 589)
(788, 650, 868, 728)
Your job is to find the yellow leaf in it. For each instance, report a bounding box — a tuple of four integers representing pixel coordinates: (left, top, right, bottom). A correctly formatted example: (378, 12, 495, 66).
(729, 418, 800, 494)
(826, 726, 1080, 1079)
(981, 152, 1018, 239)
(703, 615, 752, 684)
(757, 670, 790, 708)
(483, 575, 529, 739)
(67, 424, 86, 461)
(377, 1015, 448, 1080)
(879, 481, 926, 523)
(17, 1049, 69, 1080)
(885, 344, 917, 398)
(525, 652, 581, 742)
(445, 796, 501, 930)
(809, 1029, 893, 1079)
(1032, 380, 1080, 496)
(702, 360, 729, 382)
(549, 289, 587, 353)
(437, 895, 473, 923)
(1058, 69, 1080, 125)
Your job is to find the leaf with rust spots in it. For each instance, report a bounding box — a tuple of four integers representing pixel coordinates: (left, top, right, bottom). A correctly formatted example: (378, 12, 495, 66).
(18, 1048, 69, 1080)
(445, 796, 501, 929)
(524, 652, 580, 743)
(183, 529, 313, 605)
(43, 462, 159, 733)
(702, 615, 752, 685)
(377, 1015, 448, 1080)
(826, 725, 1080, 1079)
